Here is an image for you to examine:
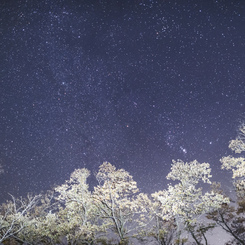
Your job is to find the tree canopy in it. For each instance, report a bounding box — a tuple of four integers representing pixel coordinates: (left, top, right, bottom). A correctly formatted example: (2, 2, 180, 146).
(0, 124, 244, 244)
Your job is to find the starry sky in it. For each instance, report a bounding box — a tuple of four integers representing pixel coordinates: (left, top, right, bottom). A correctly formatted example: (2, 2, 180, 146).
(1, 0, 245, 205)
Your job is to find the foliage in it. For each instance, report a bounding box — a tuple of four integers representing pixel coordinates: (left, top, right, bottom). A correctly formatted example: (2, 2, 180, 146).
(135, 192, 177, 245)
(208, 123, 245, 245)
(221, 123, 245, 243)
(207, 202, 245, 245)
(93, 162, 145, 244)
(54, 168, 100, 244)
(15, 190, 61, 245)
(221, 123, 245, 199)
(228, 123, 245, 154)
(152, 159, 229, 244)
(1, 124, 245, 245)
(0, 193, 41, 243)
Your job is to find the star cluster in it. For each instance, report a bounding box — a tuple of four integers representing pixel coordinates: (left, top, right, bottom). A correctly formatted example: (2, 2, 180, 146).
(1, 0, 244, 204)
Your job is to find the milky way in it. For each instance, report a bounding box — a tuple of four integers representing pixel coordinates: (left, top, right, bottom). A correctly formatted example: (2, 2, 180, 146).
(1, 0, 244, 214)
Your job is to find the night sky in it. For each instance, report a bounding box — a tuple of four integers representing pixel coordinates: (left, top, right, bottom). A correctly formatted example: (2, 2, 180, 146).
(1, 0, 245, 206)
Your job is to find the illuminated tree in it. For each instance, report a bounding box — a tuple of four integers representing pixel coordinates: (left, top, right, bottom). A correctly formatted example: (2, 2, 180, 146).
(16, 190, 61, 245)
(228, 123, 245, 153)
(4, 169, 100, 245)
(138, 192, 177, 245)
(0, 193, 41, 243)
(152, 159, 229, 244)
(221, 123, 245, 200)
(54, 168, 100, 244)
(93, 162, 143, 245)
(207, 202, 245, 245)
(208, 123, 245, 245)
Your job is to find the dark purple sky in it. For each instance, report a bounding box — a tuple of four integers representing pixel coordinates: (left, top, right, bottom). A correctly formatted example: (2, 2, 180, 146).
(1, 0, 244, 206)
